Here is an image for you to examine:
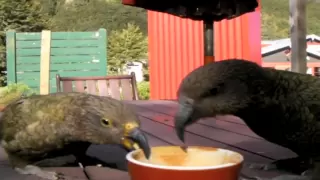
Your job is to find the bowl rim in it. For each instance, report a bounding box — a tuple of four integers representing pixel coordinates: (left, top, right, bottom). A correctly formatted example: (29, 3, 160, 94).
(126, 146, 244, 170)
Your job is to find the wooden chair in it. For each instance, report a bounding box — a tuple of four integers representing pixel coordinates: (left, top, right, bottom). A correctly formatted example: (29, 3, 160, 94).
(56, 72, 139, 100)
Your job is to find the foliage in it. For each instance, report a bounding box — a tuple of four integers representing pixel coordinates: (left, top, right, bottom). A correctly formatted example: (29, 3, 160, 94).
(0, 0, 47, 86)
(142, 63, 149, 81)
(0, 0, 47, 31)
(107, 23, 148, 74)
(261, 0, 320, 39)
(137, 81, 150, 100)
(48, 0, 147, 34)
(0, 45, 5, 86)
(36, 0, 64, 17)
(0, 83, 36, 106)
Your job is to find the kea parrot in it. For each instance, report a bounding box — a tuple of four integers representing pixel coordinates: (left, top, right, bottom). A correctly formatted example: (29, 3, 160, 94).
(173, 59, 320, 180)
(0, 92, 150, 180)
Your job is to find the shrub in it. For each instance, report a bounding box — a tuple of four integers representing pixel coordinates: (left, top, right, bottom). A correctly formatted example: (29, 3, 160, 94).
(0, 83, 36, 106)
(137, 81, 150, 100)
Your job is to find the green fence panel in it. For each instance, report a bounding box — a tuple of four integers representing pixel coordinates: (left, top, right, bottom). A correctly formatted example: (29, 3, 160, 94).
(6, 28, 107, 93)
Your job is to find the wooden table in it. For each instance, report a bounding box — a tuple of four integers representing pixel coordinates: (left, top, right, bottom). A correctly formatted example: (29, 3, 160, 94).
(0, 100, 296, 179)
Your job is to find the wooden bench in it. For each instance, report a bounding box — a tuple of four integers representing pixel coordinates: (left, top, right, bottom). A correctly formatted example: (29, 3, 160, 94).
(56, 72, 139, 100)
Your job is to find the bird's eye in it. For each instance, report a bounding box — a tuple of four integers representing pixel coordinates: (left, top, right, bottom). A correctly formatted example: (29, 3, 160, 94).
(202, 83, 224, 98)
(209, 88, 218, 95)
(210, 83, 224, 96)
(201, 87, 218, 98)
(100, 118, 112, 127)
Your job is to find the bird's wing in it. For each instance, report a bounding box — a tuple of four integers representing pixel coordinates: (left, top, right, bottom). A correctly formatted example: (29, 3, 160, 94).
(268, 68, 320, 123)
(288, 73, 320, 123)
(0, 95, 73, 153)
(0, 98, 28, 143)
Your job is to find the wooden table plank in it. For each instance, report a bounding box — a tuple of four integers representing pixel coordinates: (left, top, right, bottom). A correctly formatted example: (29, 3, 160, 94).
(131, 104, 295, 160)
(141, 101, 261, 138)
(126, 100, 247, 125)
(0, 147, 87, 180)
(131, 100, 262, 138)
(84, 166, 129, 180)
(146, 101, 297, 158)
(128, 101, 297, 160)
(138, 115, 270, 163)
(44, 167, 89, 180)
(1, 150, 88, 180)
(125, 101, 296, 179)
(0, 165, 88, 180)
(198, 119, 262, 139)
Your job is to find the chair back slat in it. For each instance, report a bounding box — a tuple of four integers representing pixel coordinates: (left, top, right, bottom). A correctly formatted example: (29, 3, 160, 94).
(75, 81, 85, 92)
(62, 81, 73, 92)
(86, 80, 97, 95)
(97, 80, 109, 96)
(109, 79, 121, 99)
(121, 79, 133, 100)
(56, 72, 139, 100)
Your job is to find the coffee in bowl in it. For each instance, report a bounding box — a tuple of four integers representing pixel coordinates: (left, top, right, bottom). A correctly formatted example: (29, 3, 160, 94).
(133, 146, 241, 167)
(126, 146, 244, 180)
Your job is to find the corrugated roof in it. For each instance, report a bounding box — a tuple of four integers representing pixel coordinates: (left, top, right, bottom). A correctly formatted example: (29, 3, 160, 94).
(261, 34, 320, 59)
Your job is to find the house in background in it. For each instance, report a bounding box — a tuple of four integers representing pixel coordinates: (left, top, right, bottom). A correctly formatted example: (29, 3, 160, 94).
(261, 34, 320, 76)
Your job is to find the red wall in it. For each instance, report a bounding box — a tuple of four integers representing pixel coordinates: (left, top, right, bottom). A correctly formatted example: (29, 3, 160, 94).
(148, 3, 261, 100)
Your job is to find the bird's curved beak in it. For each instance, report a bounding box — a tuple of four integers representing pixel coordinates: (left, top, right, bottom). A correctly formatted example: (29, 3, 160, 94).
(174, 97, 195, 143)
(121, 123, 151, 159)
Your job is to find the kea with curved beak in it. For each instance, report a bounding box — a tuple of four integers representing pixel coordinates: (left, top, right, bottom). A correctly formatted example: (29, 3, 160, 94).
(174, 59, 320, 180)
(0, 92, 150, 180)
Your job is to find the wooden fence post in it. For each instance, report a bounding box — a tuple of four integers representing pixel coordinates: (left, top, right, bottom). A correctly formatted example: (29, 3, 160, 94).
(40, 30, 51, 95)
(289, 0, 307, 73)
(6, 30, 17, 84)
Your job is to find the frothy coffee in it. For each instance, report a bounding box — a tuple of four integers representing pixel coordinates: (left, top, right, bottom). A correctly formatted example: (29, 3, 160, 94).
(133, 146, 242, 167)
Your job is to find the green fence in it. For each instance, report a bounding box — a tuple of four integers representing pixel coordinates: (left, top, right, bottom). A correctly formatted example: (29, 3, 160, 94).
(6, 28, 107, 93)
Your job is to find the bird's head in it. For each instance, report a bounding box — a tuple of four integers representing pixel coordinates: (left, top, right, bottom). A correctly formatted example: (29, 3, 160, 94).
(70, 94, 150, 158)
(175, 59, 271, 142)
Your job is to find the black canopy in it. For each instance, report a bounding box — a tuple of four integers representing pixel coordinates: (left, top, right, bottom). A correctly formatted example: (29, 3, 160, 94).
(122, 0, 259, 21)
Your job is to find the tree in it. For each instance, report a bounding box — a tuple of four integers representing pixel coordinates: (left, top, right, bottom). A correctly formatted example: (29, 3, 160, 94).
(107, 23, 148, 74)
(0, 0, 47, 86)
(48, 0, 147, 35)
(261, 0, 320, 39)
(261, 13, 289, 39)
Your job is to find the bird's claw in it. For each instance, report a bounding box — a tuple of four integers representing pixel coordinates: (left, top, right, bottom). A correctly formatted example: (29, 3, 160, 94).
(240, 174, 312, 180)
(245, 157, 310, 174)
(55, 172, 65, 180)
(239, 172, 266, 180)
(36, 171, 65, 180)
(245, 162, 278, 171)
(301, 169, 313, 176)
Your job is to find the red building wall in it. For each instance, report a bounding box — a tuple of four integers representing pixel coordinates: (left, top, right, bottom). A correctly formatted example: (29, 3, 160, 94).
(148, 3, 262, 100)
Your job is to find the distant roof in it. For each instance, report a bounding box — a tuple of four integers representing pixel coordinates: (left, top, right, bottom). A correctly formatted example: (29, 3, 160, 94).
(261, 34, 320, 59)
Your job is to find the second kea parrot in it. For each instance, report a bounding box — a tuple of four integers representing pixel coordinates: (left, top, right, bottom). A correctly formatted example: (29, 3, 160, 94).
(174, 59, 320, 180)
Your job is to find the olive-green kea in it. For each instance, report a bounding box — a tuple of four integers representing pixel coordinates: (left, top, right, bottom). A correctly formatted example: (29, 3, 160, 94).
(174, 59, 320, 180)
(0, 92, 150, 180)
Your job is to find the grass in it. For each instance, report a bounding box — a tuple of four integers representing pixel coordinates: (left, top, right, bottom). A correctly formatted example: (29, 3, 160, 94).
(0, 83, 36, 106)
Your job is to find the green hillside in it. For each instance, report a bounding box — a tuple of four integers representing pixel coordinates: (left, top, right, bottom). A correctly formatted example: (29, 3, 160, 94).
(261, 0, 320, 39)
(35, 0, 320, 40)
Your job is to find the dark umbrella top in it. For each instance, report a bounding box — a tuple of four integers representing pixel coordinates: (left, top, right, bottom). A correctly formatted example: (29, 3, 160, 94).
(122, 0, 259, 21)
